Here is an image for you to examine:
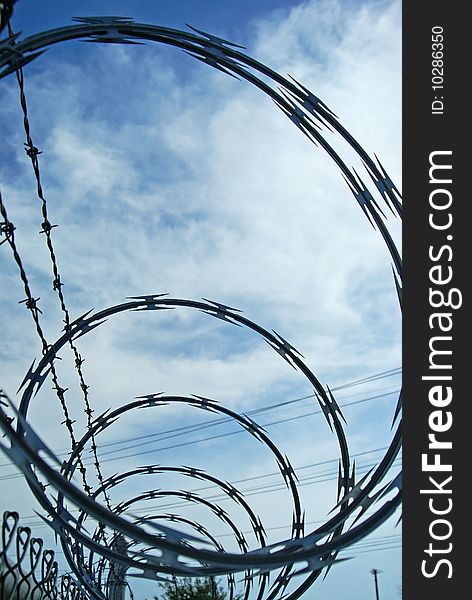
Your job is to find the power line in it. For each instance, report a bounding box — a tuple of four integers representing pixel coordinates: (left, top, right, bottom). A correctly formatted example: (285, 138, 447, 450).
(93, 390, 399, 461)
(84, 367, 402, 451)
(0, 388, 400, 481)
(34, 457, 402, 521)
(0, 368, 401, 538)
(125, 458, 401, 513)
(0, 366, 400, 472)
(11, 450, 401, 529)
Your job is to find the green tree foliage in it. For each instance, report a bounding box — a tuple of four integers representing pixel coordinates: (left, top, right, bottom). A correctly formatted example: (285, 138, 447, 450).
(155, 577, 228, 600)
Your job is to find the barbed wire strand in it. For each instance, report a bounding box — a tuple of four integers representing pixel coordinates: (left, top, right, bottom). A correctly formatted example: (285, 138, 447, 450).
(5, 19, 111, 510)
(0, 386, 399, 478)
(0, 192, 92, 496)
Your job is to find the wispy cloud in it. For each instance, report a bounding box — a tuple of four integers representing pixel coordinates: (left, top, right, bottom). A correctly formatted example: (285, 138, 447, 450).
(0, 0, 401, 597)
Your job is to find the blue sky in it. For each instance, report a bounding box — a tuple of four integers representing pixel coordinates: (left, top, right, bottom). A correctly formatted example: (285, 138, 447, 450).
(0, 1, 401, 598)
(10, 0, 368, 40)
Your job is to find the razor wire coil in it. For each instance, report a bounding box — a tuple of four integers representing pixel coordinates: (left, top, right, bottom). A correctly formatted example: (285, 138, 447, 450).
(0, 12, 402, 600)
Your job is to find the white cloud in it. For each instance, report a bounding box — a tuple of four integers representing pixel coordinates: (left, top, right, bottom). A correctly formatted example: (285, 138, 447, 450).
(0, 1, 401, 597)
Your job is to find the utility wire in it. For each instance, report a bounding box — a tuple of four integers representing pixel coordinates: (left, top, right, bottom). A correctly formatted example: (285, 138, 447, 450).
(125, 458, 401, 513)
(0, 387, 400, 480)
(0, 366, 400, 471)
(95, 367, 401, 452)
(14, 454, 401, 529)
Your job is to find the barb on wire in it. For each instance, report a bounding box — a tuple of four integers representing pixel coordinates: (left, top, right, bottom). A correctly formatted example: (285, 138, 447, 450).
(5, 19, 112, 511)
(0, 15, 402, 600)
(0, 193, 90, 493)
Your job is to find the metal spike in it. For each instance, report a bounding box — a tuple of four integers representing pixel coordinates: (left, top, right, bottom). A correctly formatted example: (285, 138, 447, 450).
(364, 164, 398, 217)
(330, 467, 374, 512)
(93, 407, 112, 427)
(72, 318, 107, 340)
(225, 481, 244, 502)
(337, 460, 343, 501)
(380, 472, 402, 497)
(190, 394, 219, 412)
(373, 153, 403, 215)
(236, 531, 247, 551)
(241, 414, 267, 440)
(211, 504, 228, 520)
(291, 509, 305, 537)
(349, 461, 356, 491)
(285, 454, 298, 482)
(182, 50, 240, 80)
(72, 16, 135, 25)
(132, 305, 174, 312)
(0, 31, 22, 54)
(181, 465, 205, 478)
(254, 517, 266, 538)
(128, 513, 209, 545)
(83, 34, 143, 45)
(186, 23, 246, 49)
(343, 174, 377, 229)
(265, 339, 298, 370)
(392, 264, 402, 310)
(392, 390, 402, 429)
(0, 50, 46, 78)
(199, 308, 242, 326)
(291, 555, 351, 577)
(17, 359, 36, 393)
(352, 167, 386, 218)
(33, 366, 52, 397)
(135, 392, 164, 400)
(56, 506, 82, 528)
(287, 74, 338, 118)
(201, 298, 242, 313)
(67, 308, 94, 330)
(0, 438, 28, 467)
(126, 293, 169, 301)
(272, 98, 321, 149)
(34, 512, 66, 537)
(326, 385, 347, 424)
(350, 486, 387, 526)
(278, 87, 326, 131)
(272, 330, 304, 358)
(319, 398, 334, 433)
